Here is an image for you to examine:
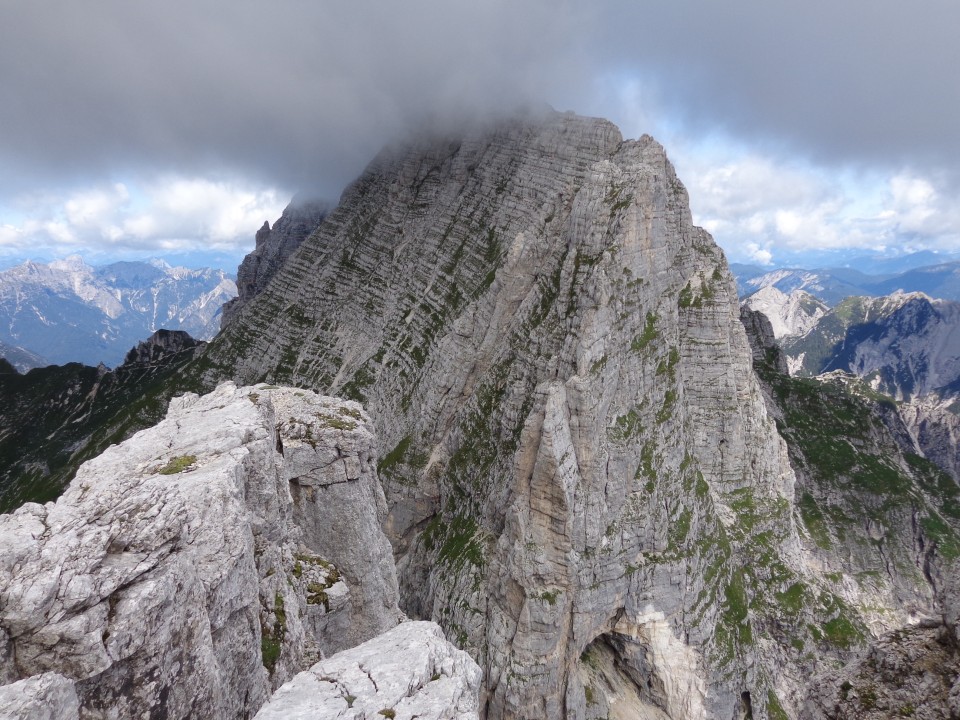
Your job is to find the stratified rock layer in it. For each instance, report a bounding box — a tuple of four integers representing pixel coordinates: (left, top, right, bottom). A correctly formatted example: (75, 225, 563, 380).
(254, 621, 482, 720)
(221, 198, 329, 328)
(0, 382, 401, 719)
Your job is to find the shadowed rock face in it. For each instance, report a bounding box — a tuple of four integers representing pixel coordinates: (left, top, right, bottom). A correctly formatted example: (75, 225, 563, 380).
(0, 382, 401, 719)
(220, 198, 330, 329)
(122, 329, 205, 365)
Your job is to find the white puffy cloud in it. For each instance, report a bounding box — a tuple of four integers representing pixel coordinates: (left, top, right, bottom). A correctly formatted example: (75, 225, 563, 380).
(0, 177, 287, 264)
(663, 139, 960, 265)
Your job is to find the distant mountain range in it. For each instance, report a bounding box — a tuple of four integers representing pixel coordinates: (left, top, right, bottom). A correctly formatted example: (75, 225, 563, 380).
(748, 286, 960, 482)
(0, 256, 236, 367)
(733, 260, 960, 305)
(779, 291, 960, 398)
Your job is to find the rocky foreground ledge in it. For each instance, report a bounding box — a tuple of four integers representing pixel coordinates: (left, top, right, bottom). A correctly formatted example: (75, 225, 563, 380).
(0, 382, 481, 719)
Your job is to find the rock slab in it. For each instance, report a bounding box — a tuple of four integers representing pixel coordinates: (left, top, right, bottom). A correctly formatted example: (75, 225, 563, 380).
(0, 382, 400, 718)
(254, 621, 482, 720)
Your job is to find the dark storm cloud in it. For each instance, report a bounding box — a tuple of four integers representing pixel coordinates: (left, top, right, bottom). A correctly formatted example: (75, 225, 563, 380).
(0, 1, 591, 197)
(1, 0, 958, 198)
(602, 0, 960, 172)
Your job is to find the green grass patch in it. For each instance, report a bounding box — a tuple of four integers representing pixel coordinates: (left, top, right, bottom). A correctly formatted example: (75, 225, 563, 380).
(630, 312, 659, 353)
(158, 454, 197, 475)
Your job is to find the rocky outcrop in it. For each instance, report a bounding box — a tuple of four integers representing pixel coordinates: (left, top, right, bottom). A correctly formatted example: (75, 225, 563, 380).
(901, 395, 960, 482)
(254, 621, 482, 720)
(0, 334, 208, 514)
(800, 623, 960, 720)
(122, 328, 205, 365)
(9, 111, 956, 718)
(740, 306, 789, 374)
(0, 673, 80, 720)
(220, 198, 329, 328)
(192, 110, 959, 719)
(742, 286, 828, 339)
(0, 382, 401, 718)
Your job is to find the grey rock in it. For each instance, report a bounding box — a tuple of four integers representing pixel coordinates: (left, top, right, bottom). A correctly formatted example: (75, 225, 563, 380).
(203, 111, 843, 718)
(0, 672, 79, 720)
(220, 197, 329, 328)
(740, 306, 789, 373)
(254, 620, 482, 720)
(742, 286, 828, 339)
(801, 624, 960, 720)
(0, 382, 400, 718)
(901, 395, 960, 481)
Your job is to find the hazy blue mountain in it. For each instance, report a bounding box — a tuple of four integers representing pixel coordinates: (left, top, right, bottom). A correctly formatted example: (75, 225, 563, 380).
(862, 262, 960, 300)
(734, 266, 881, 305)
(735, 260, 960, 305)
(0, 256, 236, 366)
(0, 340, 47, 372)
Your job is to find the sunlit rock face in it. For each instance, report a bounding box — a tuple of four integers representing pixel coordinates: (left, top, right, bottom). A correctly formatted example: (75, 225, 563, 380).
(0, 382, 401, 719)
(741, 285, 828, 340)
(10, 109, 956, 719)
(254, 621, 482, 720)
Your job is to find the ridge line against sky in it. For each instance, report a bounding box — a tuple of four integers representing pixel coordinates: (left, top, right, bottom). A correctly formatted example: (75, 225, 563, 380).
(1, 0, 958, 270)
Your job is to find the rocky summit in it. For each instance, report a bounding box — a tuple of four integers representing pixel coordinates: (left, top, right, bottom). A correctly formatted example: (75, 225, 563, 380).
(2, 110, 960, 719)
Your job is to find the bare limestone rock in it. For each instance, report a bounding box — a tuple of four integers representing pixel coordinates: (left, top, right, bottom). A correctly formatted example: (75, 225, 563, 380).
(198, 111, 828, 718)
(740, 306, 789, 374)
(899, 394, 960, 483)
(254, 621, 482, 720)
(800, 623, 960, 720)
(741, 286, 828, 339)
(0, 382, 401, 718)
(0, 672, 80, 720)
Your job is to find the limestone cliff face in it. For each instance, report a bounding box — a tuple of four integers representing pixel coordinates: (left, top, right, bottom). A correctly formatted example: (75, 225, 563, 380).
(901, 395, 960, 482)
(0, 382, 401, 718)
(220, 198, 329, 328)
(194, 111, 951, 719)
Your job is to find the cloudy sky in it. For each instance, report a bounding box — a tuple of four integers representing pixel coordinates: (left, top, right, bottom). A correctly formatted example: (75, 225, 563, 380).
(1, 1, 958, 270)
